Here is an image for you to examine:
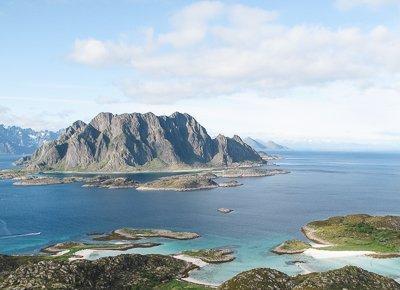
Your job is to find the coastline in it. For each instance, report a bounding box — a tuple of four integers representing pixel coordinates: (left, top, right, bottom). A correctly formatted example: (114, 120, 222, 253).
(173, 254, 220, 288)
(42, 163, 264, 175)
(301, 225, 333, 246)
(303, 248, 374, 259)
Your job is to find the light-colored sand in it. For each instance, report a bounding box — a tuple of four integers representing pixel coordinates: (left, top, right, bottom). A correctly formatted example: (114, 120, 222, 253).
(295, 262, 315, 274)
(309, 242, 330, 249)
(173, 254, 209, 267)
(53, 249, 70, 257)
(181, 276, 219, 288)
(68, 249, 97, 261)
(303, 248, 374, 259)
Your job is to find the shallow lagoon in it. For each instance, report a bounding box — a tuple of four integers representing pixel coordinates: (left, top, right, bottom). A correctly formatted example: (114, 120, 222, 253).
(1, 151, 400, 284)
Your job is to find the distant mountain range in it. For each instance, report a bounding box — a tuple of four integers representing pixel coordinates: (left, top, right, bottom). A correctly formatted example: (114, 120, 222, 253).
(244, 137, 289, 151)
(0, 125, 59, 155)
(24, 112, 262, 171)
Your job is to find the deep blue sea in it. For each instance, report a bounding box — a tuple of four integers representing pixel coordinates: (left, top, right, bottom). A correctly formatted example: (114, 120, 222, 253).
(1, 151, 400, 284)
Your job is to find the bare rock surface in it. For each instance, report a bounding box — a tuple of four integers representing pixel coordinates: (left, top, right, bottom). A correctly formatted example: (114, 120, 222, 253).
(24, 112, 262, 172)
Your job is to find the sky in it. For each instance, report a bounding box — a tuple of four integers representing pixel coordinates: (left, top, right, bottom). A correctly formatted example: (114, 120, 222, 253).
(0, 0, 400, 150)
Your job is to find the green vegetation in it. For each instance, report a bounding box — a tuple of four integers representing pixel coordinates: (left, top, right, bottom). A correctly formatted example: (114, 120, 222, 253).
(138, 173, 218, 191)
(1, 254, 195, 289)
(42, 242, 159, 261)
(272, 239, 311, 254)
(155, 279, 211, 290)
(305, 214, 400, 253)
(95, 228, 200, 241)
(182, 248, 235, 263)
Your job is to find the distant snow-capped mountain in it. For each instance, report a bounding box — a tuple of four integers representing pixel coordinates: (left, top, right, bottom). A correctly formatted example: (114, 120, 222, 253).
(0, 125, 59, 154)
(244, 137, 289, 151)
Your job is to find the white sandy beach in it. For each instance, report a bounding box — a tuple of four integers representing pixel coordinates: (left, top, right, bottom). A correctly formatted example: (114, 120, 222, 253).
(53, 249, 70, 257)
(303, 248, 374, 259)
(173, 254, 209, 267)
(181, 276, 219, 288)
(68, 249, 98, 261)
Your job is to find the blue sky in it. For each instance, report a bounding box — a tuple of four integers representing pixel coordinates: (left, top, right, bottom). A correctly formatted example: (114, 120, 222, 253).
(1, 0, 400, 150)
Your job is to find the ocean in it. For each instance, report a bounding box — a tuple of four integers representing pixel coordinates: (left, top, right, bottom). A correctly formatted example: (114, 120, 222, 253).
(1, 151, 400, 284)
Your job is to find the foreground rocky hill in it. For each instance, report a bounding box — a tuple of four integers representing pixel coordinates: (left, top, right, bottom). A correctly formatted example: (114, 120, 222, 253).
(220, 266, 400, 290)
(0, 125, 58, 154)
(0, 254, 194, 289)
(24, 112, 261, 171)
(1, 253, 398, 289)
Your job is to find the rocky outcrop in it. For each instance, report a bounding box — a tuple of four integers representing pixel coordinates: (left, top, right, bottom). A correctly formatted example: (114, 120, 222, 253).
(219, 266, 400, 290)
(25, 112, 261, 171)
(137, 173, 219, 191)
(94, 228, 200, 241)
(272, 240, 311, 255)
(0, 254, 194, 289)
(213, 168, 289, 178)
(82, 176, 138, 189)
(182, 248, 235, 264)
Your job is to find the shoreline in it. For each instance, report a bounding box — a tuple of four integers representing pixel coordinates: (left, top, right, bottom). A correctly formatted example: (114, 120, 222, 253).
(136, 185, 219, 192)
(173, 254, 220, 288)
(303, 248, 374, 259)
(41, 163, 265, 175)
(301, 226, 333, 246)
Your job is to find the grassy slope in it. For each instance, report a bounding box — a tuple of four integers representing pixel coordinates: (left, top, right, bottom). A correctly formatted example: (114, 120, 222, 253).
(156, 280, 212, 290)
(279, 240, 311, 251)
(307, 214, 400, 252)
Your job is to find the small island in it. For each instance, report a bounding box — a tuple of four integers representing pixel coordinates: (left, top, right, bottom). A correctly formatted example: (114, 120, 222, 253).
(272, 239, 311, 255)
(213, 168, 289, 178)
(13, 175, 81, 186)
(93, 228, 200, 241)
(136, 173, 219, 191)
(218, 208, 234, 214)
(0, 169, 28, 180)
(217, 180, 242, 188)
(82, 176, 138, 189)
(41, 241, 160, 260)
(180, 248, 235, 264)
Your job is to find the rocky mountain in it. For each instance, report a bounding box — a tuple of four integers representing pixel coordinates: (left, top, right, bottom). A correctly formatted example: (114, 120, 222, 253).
(0, 125, 59, 155)
(244, 137, 289, 151)
(25, 112, 262, 171)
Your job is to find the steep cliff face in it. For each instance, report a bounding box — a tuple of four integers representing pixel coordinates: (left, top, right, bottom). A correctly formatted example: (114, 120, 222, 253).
(26, 112, 261, 171)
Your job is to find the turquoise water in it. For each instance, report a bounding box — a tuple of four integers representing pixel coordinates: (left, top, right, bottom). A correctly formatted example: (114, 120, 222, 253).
(1, 151, 400, 284)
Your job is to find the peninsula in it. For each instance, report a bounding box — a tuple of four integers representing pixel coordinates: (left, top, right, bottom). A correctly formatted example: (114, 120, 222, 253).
(274, 214, 400, 258)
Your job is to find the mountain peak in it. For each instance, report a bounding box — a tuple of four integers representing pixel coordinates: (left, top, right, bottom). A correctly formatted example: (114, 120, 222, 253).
(26, 112, 262, 171)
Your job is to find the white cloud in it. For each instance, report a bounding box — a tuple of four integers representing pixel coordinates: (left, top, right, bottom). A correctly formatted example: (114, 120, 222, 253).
(335, 0, 400, 10)
(66, 1, 400, 147)
(69, 1, 400, 104)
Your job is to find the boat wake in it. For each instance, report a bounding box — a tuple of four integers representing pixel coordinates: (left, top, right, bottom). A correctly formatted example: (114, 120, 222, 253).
(0, 232, 41, 239)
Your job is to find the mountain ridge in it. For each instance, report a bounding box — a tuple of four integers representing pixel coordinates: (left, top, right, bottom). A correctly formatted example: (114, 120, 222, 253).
(0, 125, 59, 155)
(244, 137, 289, 151)
(25, 112, 262, 171)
